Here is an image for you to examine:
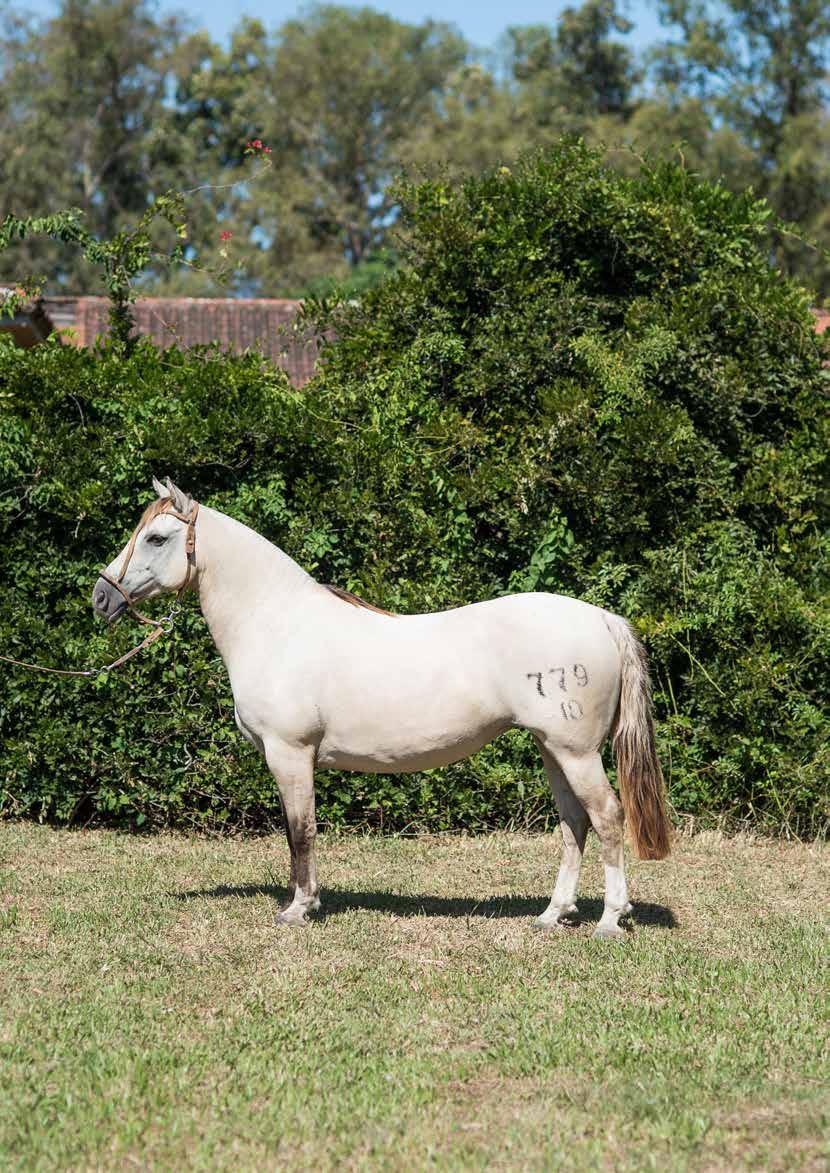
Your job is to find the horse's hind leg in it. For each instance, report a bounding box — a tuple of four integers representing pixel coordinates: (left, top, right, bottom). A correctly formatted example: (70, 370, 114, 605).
(535, 747, 590, 930)
(544, 745, 632, 940)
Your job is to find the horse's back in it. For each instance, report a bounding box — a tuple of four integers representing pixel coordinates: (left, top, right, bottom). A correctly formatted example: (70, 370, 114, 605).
(354, 590, 618, 667)
(319, 590, 620, 689)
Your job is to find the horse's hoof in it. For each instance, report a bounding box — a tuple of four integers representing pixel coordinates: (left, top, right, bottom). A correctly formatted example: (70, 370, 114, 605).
(592, 924, 627, 941)
(533, 918, 563, 932)
(276, 909, 313, 927)
(534, 908, 580, 931)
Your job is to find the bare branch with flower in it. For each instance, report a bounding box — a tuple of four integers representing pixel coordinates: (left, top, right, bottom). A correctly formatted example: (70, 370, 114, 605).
(0, 139, 275, 349)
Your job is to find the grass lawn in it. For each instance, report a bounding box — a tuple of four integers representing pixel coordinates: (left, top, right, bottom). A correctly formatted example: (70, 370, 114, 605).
(0, 823, 826, 1170)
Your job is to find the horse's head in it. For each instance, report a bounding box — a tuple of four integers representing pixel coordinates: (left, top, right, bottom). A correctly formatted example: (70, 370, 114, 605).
(92, 478, 198, 622)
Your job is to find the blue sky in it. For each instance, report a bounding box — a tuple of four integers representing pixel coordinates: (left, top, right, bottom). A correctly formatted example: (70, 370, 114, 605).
(25, 0, 667, 53)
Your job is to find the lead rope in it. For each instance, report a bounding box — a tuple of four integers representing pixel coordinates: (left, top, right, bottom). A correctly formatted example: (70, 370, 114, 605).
(0, 501, 197, 680)
(0, 610, 178, 678)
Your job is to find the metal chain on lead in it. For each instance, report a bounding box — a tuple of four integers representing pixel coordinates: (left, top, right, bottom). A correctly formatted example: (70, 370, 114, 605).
(0, 602, 183, 679)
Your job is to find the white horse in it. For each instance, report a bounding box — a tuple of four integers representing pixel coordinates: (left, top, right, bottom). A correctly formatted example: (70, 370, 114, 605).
(93, 479, 671, 939)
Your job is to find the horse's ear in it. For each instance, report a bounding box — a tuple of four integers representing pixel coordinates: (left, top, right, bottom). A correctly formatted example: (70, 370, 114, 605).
(164, 478, 193, 514)
(152, 476, 169, 499)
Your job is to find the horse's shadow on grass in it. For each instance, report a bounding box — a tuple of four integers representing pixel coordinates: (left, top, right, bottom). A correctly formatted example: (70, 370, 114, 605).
(172, 884, 677, 929)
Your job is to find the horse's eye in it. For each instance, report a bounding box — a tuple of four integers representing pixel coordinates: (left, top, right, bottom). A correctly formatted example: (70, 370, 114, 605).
(146, 533, 167, 546)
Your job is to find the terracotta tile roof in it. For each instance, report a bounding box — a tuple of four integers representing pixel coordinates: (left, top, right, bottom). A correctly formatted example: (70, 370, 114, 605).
(40, 296, 320, 386)
(12, 297, 828, 380)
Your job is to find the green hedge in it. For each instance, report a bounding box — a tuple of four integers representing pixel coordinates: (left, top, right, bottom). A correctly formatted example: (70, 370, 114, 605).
(1, 141, 827, 835)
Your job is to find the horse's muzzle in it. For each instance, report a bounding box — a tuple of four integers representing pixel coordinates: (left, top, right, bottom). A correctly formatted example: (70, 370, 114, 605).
(92, 577, 127, 622)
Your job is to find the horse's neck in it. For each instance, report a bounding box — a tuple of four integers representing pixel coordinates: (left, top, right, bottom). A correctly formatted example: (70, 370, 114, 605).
(195, 506, 317, 661)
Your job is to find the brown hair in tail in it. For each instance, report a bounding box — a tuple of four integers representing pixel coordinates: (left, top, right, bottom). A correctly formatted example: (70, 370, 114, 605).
(604, 613, 672, 860)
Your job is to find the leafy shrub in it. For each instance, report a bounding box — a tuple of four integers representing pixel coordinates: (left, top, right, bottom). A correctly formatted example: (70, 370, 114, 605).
(0, 141, 827, 835)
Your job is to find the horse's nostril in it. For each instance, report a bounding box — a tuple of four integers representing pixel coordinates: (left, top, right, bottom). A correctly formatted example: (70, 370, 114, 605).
(95, 588, 108, 610)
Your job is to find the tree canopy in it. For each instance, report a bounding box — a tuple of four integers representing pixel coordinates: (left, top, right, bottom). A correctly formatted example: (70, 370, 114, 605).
(0, 0, 828, 297)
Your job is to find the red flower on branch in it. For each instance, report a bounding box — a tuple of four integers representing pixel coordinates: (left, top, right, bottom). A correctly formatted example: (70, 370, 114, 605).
(244, 137, 272, 158)
(220, 230, 233, 242)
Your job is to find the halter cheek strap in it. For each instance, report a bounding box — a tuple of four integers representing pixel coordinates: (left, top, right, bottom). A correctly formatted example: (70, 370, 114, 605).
(175, 502, 200, 595)
(99, 501, 200, 624)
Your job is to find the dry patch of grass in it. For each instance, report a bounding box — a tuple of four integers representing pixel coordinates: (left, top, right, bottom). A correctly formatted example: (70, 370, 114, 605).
(699, 1095, 828, 1172)
(0, 823, 826, 1170)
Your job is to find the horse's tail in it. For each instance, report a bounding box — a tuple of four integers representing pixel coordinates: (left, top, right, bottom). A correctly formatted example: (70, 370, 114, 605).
(604, 613, 672, 860)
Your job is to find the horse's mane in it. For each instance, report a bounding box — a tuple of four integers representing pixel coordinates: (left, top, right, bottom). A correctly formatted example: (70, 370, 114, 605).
(323, 585, 397, 617)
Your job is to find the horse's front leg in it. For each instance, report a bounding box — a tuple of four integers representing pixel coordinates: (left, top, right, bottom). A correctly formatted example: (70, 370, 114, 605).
(265, 741, 321, 926)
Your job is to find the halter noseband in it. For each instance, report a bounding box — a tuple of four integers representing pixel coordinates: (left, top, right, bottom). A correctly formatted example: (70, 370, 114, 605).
(99, 499, 200, 624)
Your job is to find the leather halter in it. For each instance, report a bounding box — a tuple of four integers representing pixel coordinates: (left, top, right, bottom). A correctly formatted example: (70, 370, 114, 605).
(99, 500, 200, 624)
(0, 498, 200, 679)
